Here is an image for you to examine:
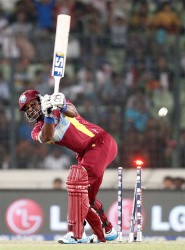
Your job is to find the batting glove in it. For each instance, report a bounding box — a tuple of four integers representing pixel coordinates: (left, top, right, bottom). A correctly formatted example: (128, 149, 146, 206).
(50, 92, 67, 113)
(41, 94, 53, 117)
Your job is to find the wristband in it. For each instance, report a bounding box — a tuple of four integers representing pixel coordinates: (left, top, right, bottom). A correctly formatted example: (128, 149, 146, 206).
(44, 116, 54, 124)
(60, 104, 67, 113)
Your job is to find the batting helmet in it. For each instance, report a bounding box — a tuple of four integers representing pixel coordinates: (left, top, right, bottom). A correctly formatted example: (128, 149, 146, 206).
(18, 90, 41, 111)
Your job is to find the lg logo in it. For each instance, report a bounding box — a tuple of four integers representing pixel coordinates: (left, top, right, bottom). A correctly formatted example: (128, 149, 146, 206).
(108, 198, 145, 235)
(6, 199, 43, 235)
(152, 205, 185, 232)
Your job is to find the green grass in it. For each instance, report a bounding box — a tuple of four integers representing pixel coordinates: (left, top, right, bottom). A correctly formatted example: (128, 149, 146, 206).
(0, 241, 185, 250)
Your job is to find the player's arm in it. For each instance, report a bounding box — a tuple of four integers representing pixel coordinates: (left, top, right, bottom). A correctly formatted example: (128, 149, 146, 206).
(31, 119, 54, 144)
(40, 121, 55, 143)
(38, 94, 55, 143)
(39, 93, 77, 143)
(39, 105, 77, 143)
(63, 103, 78, 117)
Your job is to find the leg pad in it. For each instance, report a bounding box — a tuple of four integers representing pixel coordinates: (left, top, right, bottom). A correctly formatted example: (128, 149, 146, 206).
(66, 165, 89, 239)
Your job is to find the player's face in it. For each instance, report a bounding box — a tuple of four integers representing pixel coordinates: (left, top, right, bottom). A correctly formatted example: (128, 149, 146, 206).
(24, 99, 42, 122)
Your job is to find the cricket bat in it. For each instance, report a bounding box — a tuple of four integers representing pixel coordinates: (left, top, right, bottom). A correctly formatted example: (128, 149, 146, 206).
(52, 14, 71, 94)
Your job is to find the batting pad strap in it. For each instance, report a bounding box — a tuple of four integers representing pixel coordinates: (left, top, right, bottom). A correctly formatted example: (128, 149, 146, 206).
(102, 220, 109, 228)
(90, 199, 104, 215)
(92, 206, 104, 215)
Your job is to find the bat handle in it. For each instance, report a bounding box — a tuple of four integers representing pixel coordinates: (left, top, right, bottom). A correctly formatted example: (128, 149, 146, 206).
(54, 76, 60, 95)
(52, 76, 61, 110)
(52, 106, 58, 111)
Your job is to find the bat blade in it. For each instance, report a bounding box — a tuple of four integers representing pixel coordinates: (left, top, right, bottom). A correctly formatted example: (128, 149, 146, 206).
(52, 14, 71, 94)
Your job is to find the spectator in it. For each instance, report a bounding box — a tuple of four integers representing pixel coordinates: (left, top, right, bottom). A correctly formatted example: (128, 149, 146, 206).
(33, 69, 52, 95)
(43, 148, 71, 170)
(162, 176, 175, 189)
(153, 56, 174, 92)
(60, 74, 83, 103)
(79, 97, 97, 123)
(52, 177, 64, 189)
(101, 72, 126, 106)
(1, 10, 35, 60)
(153, 2, 180, 33)
(16, 139, 48, 169)
(10, 11, 33, 39)
(33, 0, 55, 31)
(70, 0, 87, 33)
(143, 118, 167, 168)
(173, 177, 185, 190)
(18, 118, 33, 141)
(125, 45, 151, 88)
(0, 145, 9, 169)
(78, 68, 96, 101)
(126, 87, 151, 111)
(16, 140, 36, 168)
(0, 3, 9, 31)
(16, 33, 35, 61)
(0, 109, 9, 150)
(179, 78, 185, 130)
(124, 99, 150, 132)
(1, 23, 20, 59)
(108, 9, 127, 48)
(9, 0, 36, 24)
(34, 28, 54, 63)
(179, 129, 185, 167)
(0, 71, 10, 104)
(96, 63, 112, 90)
(129, 1, 151, 32)
(14, 58, 31, 90)
(67, 35, 81, 60)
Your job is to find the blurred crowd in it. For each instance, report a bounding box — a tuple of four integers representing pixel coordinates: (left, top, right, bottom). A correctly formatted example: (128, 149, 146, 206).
(162, 175, 185, 190)
(0, 0, 185, 169)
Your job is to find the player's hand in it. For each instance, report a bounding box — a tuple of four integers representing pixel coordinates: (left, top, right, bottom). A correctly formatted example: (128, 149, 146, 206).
(50, 92, 67, 112)
(41, 94, 53, 117)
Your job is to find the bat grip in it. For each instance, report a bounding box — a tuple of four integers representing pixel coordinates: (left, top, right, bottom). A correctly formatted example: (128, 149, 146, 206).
(54, 76, 60, 95)
(48, 107, 52, 114)
(52, 77, 60, 110)
(52, 106, 58, 111)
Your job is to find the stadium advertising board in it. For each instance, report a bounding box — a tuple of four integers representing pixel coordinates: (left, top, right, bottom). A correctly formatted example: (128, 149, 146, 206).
(0, 190, 184, 241)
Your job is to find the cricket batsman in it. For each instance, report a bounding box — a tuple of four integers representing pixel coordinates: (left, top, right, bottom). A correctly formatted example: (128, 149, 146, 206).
(18, 89, 118, 244)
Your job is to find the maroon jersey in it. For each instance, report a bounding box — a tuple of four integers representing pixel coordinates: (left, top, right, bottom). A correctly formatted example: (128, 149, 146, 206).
(31, 100, 105, 154)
